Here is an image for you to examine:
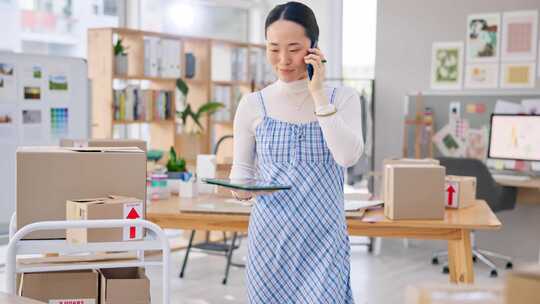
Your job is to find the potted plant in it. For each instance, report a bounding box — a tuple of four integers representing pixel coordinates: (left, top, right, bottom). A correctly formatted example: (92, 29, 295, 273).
(114, 38, 128, 75)
(166, 146, 188, 195)
(174, 78, 224, 161)
(166, 146, 187, 178)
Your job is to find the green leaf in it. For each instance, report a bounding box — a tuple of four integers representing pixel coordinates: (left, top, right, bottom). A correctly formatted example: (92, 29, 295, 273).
(113, 39, 126, 56)
(176, 78, 189, 96)
(196, 102, 224, 118)
(169, 146, 177, 162)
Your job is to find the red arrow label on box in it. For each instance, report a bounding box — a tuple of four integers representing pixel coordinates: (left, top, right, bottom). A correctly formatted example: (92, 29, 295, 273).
(446, 185, 456, 206)
(126, 207, 140, 239)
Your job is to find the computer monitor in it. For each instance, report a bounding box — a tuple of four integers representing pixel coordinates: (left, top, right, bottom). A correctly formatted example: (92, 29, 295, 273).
(488, 114, 540, 161)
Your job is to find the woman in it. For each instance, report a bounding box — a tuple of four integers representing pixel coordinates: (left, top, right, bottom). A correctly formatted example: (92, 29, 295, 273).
(230, 2, 363, 303)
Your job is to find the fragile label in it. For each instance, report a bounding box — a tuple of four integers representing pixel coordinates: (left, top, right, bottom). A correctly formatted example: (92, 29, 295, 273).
(123, 202, 143, 240)
(50, 299, 96, 304)
(445, 181, 459, 208)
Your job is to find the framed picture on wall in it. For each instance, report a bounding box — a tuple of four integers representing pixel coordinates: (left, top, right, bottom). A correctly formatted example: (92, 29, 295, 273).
(500, 62, 536, 88)
(465, 63, 499, 89)
(430, 42, 464, 90)
(501, 10, 538, 62)
(466, 13, 501, 63)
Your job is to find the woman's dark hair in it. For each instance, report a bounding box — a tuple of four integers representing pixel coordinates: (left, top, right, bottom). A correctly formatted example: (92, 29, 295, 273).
(264, 1, 319, 43)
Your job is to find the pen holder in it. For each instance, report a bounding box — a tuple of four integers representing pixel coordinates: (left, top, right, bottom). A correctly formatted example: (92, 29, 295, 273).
(179, 178, 198, 198)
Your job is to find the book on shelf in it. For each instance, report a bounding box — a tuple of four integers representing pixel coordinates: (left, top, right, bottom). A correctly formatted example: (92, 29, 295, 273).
(114, 87, 172, 122)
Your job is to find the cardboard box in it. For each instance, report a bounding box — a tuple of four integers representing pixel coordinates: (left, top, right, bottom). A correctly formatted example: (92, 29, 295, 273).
(506, 264, 540, 304)
(445, 175, 477, 209)
(99, 268, 150, 304)
(380, 158, 440, 200)
(384, 164, 445, 220)
(405, 283, 503, 304)
(66, 196, 144, 243)
(60, 139, 147, 152)
(19, 270, 99, 304)
(0, 291, 46, 304)
(17, 147, 146, 240)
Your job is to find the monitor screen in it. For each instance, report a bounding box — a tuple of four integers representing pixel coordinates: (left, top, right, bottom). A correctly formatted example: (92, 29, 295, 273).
(488, 114, 540, 161)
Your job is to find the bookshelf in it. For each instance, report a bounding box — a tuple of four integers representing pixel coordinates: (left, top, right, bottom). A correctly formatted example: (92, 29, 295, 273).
(88, 27, 273, 164)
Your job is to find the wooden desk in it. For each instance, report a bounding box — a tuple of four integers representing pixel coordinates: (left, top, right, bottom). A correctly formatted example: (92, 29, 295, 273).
(147, 195, 501, 284)
(494, 176, 540, 204)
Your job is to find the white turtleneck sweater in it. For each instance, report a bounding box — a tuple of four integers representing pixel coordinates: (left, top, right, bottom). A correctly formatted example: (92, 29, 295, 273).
(230, 79, 364, 179)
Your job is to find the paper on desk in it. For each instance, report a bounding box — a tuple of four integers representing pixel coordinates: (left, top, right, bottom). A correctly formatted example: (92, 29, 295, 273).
(344, 200, 383, 211)
(522, 99, 540, 115)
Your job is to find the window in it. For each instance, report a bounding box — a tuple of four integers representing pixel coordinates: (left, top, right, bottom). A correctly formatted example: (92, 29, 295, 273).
(141, 0, 249, 42)
(342, 0, 377, 79)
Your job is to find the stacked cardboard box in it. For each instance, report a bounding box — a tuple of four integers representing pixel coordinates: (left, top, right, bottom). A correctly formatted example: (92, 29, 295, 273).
(100, 268, 150, 304)
(380, 158, 440, 201)
(19, 270, 99, 304)
(444, 175, 477, 209)
(506, 264, 540, 304)
(60, 139, 147, 152)
(19, 268, 150, 304)
(66, 196, 144, 243)
(17, 147, 146, 239)
(405, 283, 503, 304)
(383, 159, 445, 220)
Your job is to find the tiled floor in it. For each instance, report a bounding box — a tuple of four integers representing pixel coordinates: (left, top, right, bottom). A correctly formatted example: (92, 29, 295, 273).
(1, 202, 539, 303)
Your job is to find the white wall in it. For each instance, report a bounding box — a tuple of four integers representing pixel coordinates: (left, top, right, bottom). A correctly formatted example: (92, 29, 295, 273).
(374, 0, 540, 173)
(0, 2, 21, 52)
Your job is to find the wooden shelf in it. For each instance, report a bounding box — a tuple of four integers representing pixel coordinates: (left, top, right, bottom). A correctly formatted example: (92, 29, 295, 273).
(113, 75, 178, 82)
(113, 119, 174, 125)
(212, 80, 252, 86)
(185, 79, 209, 86)
(88, 27, 267, 159)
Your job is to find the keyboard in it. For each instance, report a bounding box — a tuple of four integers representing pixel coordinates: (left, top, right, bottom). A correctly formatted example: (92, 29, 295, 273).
(491, 174, 531, 181)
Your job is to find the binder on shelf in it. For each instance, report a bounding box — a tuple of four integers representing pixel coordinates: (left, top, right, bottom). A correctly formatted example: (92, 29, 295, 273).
(144, 36, 160, 77)
(160, 39, 182, 78)
(185, 53, 196, 79)
(212, 85, 232, 122)
(231, 47, 248, 82)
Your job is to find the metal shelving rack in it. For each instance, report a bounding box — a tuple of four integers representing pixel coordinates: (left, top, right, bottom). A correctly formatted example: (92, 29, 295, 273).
(6, 217, 171, 304)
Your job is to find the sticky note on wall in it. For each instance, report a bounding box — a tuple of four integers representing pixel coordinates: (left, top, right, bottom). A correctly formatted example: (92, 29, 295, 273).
(466, 103, 486, 114)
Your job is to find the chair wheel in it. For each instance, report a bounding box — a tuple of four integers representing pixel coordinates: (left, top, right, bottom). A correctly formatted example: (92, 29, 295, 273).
(506, 262, 513, 269)
(222, 278, 228, 285)
(490, 270, 498, 278)
(472, 256, 477, 263)
(442, 266, 449, 274)
(432, 257, 439, 265)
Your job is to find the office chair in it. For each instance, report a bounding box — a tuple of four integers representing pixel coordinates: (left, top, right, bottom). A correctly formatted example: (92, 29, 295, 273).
(179, 134, 245, 285)
(431, 157, 517, 277)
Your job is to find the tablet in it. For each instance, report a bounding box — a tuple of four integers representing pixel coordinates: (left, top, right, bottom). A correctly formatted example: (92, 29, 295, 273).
(202, 178, 292, 191)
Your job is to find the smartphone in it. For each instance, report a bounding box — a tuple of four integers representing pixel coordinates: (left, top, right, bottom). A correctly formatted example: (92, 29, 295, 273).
(307, 40, 318, 80)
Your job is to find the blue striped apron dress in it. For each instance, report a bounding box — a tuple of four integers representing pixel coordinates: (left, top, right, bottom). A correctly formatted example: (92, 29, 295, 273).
(246, 88, 355, 304)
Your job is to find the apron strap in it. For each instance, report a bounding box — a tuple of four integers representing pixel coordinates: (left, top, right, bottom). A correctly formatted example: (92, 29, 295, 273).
(258, 91, 268, 117)
(330, 88, 337, 105)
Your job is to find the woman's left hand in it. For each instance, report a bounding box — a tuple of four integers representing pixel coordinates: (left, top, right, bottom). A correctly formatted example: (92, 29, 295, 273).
(304, 48, 328, 107)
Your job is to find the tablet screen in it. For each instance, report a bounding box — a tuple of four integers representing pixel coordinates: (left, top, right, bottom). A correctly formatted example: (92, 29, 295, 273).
(202, 178, 292, 191)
